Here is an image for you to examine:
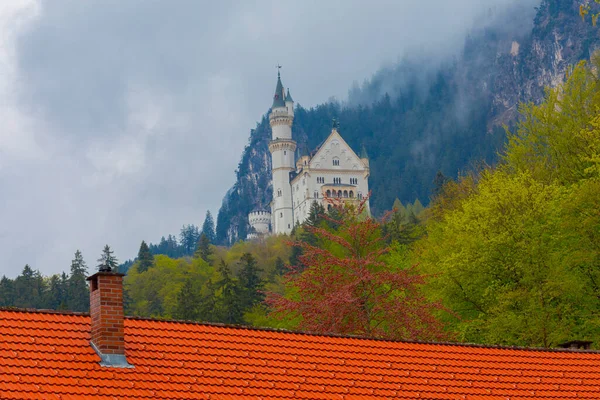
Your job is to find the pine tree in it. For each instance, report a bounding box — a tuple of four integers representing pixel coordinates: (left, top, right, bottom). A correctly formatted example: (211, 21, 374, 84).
(432, 170, 451, 198)
(0, 276, 15, 307)
(274, 256, 286, 276)
(238, 253, 264, 311)
(46, 274, 67, 310)
(180, 225, 200, 256)
(305, 201, 326, 228)
(174, 278, 202, 321)
(137, 241, 154, 273)
(215, 260, 244, 324)
(97, 245, 119, 272)
(201, 211, 216, 244)
(194, 233, 212, 262)
(67, 250, 89, 311)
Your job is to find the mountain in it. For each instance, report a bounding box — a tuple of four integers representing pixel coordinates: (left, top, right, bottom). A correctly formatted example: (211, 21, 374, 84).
(216, 0, 600, 245)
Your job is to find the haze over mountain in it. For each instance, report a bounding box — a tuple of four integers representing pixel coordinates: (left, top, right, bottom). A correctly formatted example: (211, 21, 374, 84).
(1, 0, 535, 276)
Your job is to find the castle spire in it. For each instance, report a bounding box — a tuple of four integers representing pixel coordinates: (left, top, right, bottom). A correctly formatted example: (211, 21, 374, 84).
(272, 66, 286, 108)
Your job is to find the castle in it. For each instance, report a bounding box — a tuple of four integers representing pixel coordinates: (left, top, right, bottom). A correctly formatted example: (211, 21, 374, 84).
(248, 71, 370, 238)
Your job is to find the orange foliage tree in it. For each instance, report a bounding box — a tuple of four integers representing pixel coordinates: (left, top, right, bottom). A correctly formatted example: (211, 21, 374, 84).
(266, 198, 449, 341)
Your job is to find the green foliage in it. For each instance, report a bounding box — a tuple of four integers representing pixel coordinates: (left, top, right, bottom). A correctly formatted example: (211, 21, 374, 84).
(201, 211, 216, 244)
(194, 233, 212, 262)
(97, 245, 118, 272)
(67, 250, 89, 312)
(137, 241, 154, 273)
(415, 56, 600, 347)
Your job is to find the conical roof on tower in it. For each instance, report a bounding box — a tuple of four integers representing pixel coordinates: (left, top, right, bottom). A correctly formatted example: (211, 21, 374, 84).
(286, 88, 294, 102)
(272, 72, 286, 108)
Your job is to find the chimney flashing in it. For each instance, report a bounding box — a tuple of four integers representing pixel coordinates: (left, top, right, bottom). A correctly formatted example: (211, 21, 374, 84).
(91, 341, 133, 368)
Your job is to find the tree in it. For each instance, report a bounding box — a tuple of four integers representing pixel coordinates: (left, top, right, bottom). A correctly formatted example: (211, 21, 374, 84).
(238, 253, 265, 311)
(137, 241, 154, 273)
(14, 265, 46, 309)
(174, 277, 202, 321)
(180, 225, 200, 256)
(194, 233, 212, 262)
(0, 276, 15, 307)
(432, 171, 451, 199)
(67, 250, 89, 312)
(201, 211, 216, 244)
(214, 260, 244, 324)
(305, 201, 326, 228)
(274, 256, 286, 276)
(97, 245, 119, 272)
(267, 199, 449, 341)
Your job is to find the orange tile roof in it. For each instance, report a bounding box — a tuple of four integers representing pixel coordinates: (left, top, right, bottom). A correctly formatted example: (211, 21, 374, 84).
(1, 309, 600, 400)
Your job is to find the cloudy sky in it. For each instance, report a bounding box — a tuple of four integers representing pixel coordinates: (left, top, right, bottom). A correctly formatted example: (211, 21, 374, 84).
(0, 0, 536, 277)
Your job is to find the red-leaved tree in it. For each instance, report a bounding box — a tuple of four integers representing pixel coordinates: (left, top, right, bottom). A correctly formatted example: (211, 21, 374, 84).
(266, 197, 450, 341)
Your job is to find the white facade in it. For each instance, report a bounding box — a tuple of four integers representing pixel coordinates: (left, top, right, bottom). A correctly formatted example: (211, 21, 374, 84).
(248, 73, 370, 238)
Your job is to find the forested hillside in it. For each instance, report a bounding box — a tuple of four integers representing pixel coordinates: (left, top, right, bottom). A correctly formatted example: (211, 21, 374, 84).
(216, 0, 600, 245)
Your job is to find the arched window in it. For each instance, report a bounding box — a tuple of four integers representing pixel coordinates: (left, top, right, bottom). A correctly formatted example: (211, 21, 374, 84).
(337, 190, 342, 198)
(343, 190, 348, 198)
(349, 191, 354, 198)
(280, 212, 283, 218)
(333, 158, 340, 166)
(277, 189, 282, 197)
(326, 190, 331, 197)
(358, 192, 362, 200)
(314, 191, 318, 199)
(327, 204, 332, 211)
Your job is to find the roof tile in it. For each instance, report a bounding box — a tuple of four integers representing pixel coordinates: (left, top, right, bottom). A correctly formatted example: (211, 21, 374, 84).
(2, 309, 600, 399)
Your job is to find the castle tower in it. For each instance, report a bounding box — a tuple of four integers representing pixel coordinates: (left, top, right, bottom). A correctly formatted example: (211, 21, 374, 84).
(269, 71, 296, 234)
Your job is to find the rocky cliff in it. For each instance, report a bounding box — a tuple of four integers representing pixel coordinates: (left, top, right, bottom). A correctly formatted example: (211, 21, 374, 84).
(216, 0, 600, 245)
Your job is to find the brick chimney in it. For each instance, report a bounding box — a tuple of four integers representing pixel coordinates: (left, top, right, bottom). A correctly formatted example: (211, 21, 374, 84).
(86, 271, 132, 368)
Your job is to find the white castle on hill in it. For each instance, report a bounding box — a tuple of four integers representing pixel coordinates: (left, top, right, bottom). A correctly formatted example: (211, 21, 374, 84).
(248, 71, 370, 239)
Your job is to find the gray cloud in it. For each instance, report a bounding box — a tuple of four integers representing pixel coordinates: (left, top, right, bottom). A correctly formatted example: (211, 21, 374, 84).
(0, 0, 537, 277)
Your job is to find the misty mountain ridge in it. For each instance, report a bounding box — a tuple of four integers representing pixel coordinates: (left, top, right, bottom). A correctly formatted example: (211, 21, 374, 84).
(216, 0, 600, 245)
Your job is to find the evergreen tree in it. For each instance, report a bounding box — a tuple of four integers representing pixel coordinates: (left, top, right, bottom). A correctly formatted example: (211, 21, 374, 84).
(180, 225, 200, 256)
(97, 245, 119, 272)
(274, 256, 286, 276)
(46, 274, 67, 310)
(432, 170, 451, 199)
(67, 250, 89, 312)
(174, 278, 202, 321)
(194, 233, 212, 262)
(305, 201, 326, 228)
(0, 276, 15, 307)
(215, 260, 244, 324)
(14, 265, 46, 308)
(201, 211, 216, 244)
(238, 253, 265, 310)
(137, 241, 154, 273)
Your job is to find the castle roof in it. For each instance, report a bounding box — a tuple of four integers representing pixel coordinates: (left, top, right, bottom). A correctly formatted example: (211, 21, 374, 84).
(2, 307, 600, 399)
(286, 88, 294, 102)
(272, 72, 286, 108)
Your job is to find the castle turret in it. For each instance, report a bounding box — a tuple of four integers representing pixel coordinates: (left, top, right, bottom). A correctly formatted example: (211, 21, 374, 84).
(269, 71, 296, 235)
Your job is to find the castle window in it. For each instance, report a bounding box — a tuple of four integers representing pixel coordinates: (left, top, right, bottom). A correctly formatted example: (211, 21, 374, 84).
(343, 190, 348, 198)
(314, 191, 318, 199)
(333, 158, 340, 166)
(337, 190, 342, 198)
(284, 150, 287, 155)
(327, 204, 332, 211)
(277, 189, 282, 197)
(358, 192, 362, 200)
(288, 224, 291, 229)
(326, 190, 331, 197)
(350, 178, 357, 185)
(349, 190, 354, 198)
(280, 212, 283, 218)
